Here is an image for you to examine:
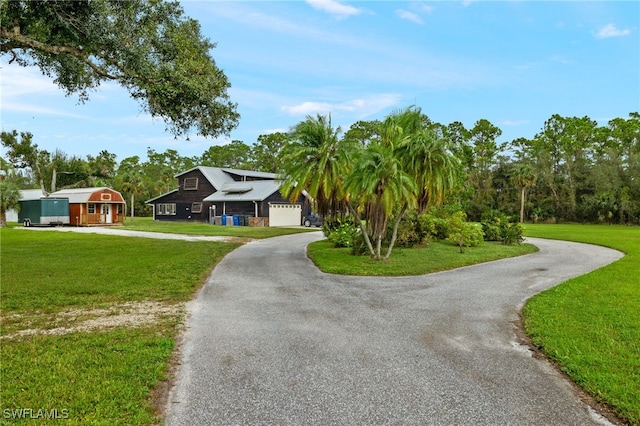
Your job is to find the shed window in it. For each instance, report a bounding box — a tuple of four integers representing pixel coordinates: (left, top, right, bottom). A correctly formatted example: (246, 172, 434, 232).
(101, 193, 112, 201)
(191, 202, 203, 213)
(184, 178, 198, 190)
(157, 203, 176, 215)
(88, 204, 96, 214)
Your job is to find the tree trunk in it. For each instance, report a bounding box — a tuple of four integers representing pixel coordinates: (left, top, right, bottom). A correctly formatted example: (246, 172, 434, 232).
(51, 168, 57, 194)
(348, 203, 376, 258)
(520, 187, 526, 223)
(383, 209, 406, 260)
(130, 193, 135, 222)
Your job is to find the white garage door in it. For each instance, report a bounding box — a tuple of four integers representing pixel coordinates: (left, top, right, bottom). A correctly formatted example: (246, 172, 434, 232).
(268, 203, 302, 227)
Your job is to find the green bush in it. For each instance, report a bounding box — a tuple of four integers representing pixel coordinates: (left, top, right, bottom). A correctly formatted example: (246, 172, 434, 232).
(481, 210, 524, 245)
(388, 211, 432, 248)
(326, 219, 357, 248)
(447, 211, 484, 252)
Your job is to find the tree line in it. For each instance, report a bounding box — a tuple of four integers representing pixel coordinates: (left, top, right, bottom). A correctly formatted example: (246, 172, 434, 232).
(2, 109, 638, 230)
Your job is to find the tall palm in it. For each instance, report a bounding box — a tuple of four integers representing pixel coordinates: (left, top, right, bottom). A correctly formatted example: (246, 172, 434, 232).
(346, 116, 417, 260)
(511, 163, 537, 223)
(115, 156, 146, 222)
(399, 129, 461, 212)
(279, 114, 356, 217)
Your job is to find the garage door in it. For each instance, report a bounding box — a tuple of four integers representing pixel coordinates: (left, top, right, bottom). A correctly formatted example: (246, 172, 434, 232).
(268, 203, 302, 227)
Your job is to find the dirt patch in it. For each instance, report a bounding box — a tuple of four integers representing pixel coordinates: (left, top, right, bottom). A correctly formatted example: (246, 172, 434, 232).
(2, 301, 183, 339)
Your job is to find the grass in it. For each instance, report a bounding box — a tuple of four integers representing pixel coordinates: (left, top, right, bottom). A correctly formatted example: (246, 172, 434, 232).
(522, 224, 640, 425)
(307, 239, 538, 276)
(0, 227, 240, 424)
(120, 216, 316, 239)
(3, 221, 636, 424)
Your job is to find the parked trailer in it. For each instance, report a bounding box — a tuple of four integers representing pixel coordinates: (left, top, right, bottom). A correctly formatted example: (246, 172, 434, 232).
(19, 198, 70, 227)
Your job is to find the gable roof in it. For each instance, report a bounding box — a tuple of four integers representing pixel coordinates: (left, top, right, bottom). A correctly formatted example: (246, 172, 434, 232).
(50, 187, 124, 204)
(203, 180, 282, 202)
(176, 166, 277, 191)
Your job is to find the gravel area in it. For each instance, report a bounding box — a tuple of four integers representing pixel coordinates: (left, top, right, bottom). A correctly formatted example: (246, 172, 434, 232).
(164, 232, 623, 426)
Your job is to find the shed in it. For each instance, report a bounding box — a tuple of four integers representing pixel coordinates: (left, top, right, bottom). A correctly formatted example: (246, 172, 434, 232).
(50, 187, 126, 226)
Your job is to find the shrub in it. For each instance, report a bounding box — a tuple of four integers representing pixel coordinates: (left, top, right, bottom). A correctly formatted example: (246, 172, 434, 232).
(481, 210, 524, 245)
(447, 211, 484, 253)
(326, 220, 357, 248)
(389, 211, 431, 248)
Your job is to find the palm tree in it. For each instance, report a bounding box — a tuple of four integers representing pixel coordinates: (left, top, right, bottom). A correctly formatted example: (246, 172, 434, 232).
(115, 156, 145, 222)
(399, 128, 461, 213)
(279, 114, 356, 217)
(510, 163, 537, 223)
(346, 140, 417, 260)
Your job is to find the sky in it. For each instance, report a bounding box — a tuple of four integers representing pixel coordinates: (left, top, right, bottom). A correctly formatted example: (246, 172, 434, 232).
(1, 0, 639, 164)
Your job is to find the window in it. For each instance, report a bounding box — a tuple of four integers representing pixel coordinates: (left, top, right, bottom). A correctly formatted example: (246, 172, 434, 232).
(117, 204, 123, 214)
(157, 203, 176, 215)
(191, 202, 203, 213)
(101, 193, 112, 201)
(184, 177, 198, 190)
(88, 204, 95, 214)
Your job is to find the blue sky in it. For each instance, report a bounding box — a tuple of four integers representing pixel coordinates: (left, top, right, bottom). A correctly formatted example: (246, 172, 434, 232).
(1, 1, 638, 163)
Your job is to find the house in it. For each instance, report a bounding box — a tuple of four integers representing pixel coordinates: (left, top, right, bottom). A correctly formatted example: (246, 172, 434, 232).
(49, 187, 126, 226)
(146, 167, 309, 227)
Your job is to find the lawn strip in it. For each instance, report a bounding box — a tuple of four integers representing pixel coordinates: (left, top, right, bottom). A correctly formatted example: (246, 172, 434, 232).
(522, 224, 639, 425)
(307, 239, 538, 276)
(120, 216, 316, 238)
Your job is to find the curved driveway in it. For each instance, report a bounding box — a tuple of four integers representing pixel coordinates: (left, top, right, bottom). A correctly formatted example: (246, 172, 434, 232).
(165, 232, 622, 425)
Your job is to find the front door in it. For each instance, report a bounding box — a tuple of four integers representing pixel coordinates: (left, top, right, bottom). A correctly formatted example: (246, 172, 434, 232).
(101, 204, 112, 224)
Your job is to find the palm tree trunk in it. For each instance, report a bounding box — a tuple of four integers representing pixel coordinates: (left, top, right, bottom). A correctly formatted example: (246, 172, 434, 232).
(348, 203, 376, 258)
(130, 193, 135, 222)
(520, 187, 526, 223)
(384, 209, 406, 260)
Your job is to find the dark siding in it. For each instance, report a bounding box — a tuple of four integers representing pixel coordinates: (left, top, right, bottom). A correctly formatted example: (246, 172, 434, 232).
(149, 170, 217, 223)
(262, 190, 310, 218)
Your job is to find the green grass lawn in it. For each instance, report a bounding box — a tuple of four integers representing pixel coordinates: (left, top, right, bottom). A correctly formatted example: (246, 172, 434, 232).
(120, 215, 316, 239)
(0, 228, 240, 425)
(2, 222, 637, 425)
(307, 239, 538, 276)
(522, 224, 639, 425)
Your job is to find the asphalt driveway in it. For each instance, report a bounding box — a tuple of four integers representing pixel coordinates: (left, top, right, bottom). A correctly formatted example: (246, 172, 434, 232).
(164, 232, 623, 425)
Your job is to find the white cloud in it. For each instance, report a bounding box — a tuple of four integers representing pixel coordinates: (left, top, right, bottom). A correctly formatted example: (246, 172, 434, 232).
(594, 23, 631, 39)
(281, 94, 402, 117)
(396, 9, 424, 25)
(305, 0, 362, 18)
(0, 102, 86, 119)
(0, 65, 60, 98)
(418, 4, 434, 14)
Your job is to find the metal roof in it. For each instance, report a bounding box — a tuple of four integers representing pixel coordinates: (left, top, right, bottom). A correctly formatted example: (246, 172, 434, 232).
(203, 180, 282, 202)
(19, 189, 46, 201)
(50, 187, 124, 204)
(175, 166, 276, 190)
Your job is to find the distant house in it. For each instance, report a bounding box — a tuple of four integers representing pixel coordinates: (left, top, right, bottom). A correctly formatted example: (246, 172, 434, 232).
(146, 167, 309, 227)
(50, 187, 126, 226)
